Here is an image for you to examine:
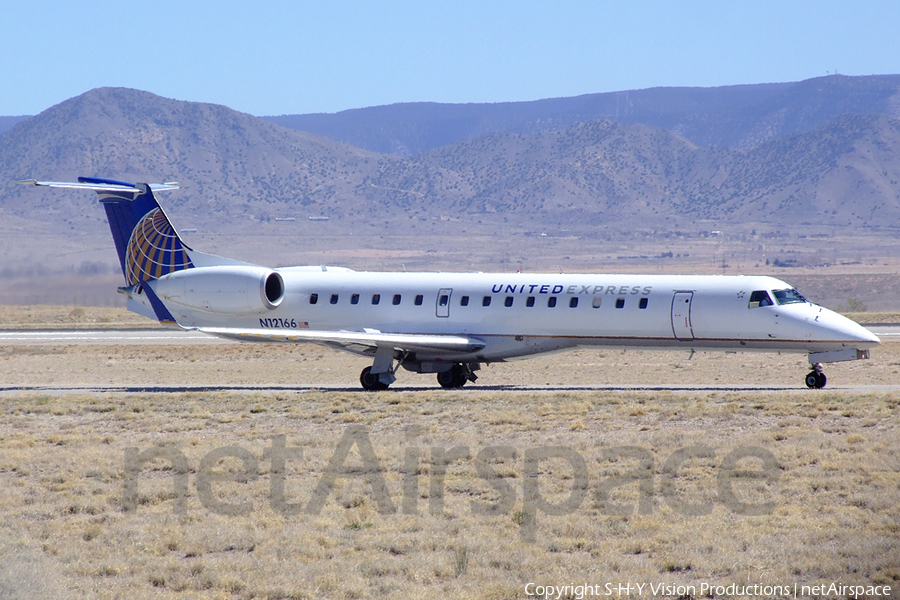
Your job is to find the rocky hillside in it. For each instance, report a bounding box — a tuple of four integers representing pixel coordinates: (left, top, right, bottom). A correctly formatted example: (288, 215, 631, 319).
(266, 75, 900, 154)
(3, 85, 900, 238)
(0, 88, 407, 228)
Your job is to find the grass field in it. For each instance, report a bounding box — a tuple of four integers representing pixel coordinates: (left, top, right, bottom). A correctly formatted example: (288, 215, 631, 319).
(0, 389, 898, 599)
(0, 307, 898, 599)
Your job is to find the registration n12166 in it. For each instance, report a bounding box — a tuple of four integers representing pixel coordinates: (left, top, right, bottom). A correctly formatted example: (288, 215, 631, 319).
(259, 318, 308, 329)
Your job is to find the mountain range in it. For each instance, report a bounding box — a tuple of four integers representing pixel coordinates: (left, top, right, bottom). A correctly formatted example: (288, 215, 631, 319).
(2, 75, 900, 294)
(265, 75, 900, 155)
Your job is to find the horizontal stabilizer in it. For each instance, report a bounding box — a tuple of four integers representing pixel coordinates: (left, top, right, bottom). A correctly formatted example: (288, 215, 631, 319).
(16, 179, 179, 193)
(196, 327, 486, 354)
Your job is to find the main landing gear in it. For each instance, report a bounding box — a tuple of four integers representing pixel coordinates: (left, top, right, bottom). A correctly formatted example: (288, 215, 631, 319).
(436, 363, 478, 389)
(359, 346, 401, 391)
(805, 363, 827, 389)
(358, 361, 479, 391)
(360, 366, 390, 391)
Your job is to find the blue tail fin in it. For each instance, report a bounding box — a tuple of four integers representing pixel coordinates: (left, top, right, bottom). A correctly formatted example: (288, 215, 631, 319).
(83, 177, 195, 285)
(19, 177, 193, 284)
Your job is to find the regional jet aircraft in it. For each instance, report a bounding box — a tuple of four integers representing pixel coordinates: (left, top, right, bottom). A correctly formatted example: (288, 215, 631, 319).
(19, 178, 880, 390)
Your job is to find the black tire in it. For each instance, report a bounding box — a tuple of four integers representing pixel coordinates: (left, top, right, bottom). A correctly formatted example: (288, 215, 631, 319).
(805, 371, 826, 389)
(815, 372, 827, 389)
(437, 364, 467, 389)
(805, 372, 818, 388)
(360, 366, 389, 391)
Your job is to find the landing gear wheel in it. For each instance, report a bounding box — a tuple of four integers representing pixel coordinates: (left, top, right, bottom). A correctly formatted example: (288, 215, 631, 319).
(437, 364, 468, 389)
(805, 371, 826, 389)
(360, 366, 390, 391)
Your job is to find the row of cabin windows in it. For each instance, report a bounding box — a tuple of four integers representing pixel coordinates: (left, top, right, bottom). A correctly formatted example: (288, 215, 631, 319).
(309, 292, 649, 310)
(310, 293, 425, 306)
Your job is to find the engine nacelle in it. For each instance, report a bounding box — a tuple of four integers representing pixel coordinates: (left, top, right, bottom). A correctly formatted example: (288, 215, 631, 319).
(152, 266, 285, 315)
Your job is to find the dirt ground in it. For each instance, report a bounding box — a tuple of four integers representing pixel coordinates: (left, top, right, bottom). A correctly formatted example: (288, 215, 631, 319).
(0, 307, 898, 599)
(1, 337, 899, 391)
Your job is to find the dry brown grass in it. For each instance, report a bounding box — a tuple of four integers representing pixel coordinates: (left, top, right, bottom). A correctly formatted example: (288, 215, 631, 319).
(1, 306, 899, 598)
(0, 304, 147, 329)
(0, 388, 898, 599)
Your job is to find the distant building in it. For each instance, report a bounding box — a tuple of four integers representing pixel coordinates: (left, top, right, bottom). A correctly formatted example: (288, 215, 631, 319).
(308, 216, 330, 222)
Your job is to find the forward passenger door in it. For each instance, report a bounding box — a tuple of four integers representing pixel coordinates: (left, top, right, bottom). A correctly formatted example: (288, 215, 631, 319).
(671, 292, 694, 340)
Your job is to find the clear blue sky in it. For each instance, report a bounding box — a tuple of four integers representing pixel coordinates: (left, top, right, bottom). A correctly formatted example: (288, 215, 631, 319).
(2, 1, 899, 117)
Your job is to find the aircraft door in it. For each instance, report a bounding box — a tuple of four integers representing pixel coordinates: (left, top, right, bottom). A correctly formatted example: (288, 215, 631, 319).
(671, 292, 694, 340)
(436, 288, 452, 318)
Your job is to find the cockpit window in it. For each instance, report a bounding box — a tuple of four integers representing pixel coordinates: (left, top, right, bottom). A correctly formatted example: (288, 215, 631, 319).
(773, 288, 807, 305)
(748, 290, 773, 308)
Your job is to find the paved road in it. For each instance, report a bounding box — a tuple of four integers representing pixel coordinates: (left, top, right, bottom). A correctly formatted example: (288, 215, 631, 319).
(2, 326, 898, 345)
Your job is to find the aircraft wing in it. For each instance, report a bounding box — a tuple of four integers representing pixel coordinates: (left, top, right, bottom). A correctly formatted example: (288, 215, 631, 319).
(196, 327, 486, 355)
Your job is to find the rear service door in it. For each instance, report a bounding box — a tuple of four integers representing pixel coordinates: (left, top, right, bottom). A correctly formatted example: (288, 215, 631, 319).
(671, 292, 694, 340)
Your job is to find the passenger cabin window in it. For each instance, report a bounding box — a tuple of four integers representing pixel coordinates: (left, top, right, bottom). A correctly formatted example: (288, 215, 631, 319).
(351, 293, 359, 305)
(569, 297, 578, 308)
(547, 297, 557, 308)
(615, 297, 625, 309)
(310, 293, 318, 305)
(393, 294, 402, 305)
(526, 296, 535, 307)
(415, 294, 423, 306)
(482, 296, 491, 307)
(639, 297, 649, 309)
(460, 295, 469, 306)
(330, 293, 339, 305)
(439, 294, 449, 307)
(372, 294, 381, 305)
(592, 297, 602, 309)
(748, 290, 773, 308)
(504, 296, 514, 307)
(773, 288, 807, 305)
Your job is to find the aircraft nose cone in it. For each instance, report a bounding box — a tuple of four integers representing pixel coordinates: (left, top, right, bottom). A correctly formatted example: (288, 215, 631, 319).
(857, 325, 881, 346)
(830, 313, 880, 346)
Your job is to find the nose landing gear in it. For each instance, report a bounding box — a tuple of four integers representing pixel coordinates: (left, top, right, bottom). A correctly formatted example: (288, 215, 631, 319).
(805, 363, 827, 389)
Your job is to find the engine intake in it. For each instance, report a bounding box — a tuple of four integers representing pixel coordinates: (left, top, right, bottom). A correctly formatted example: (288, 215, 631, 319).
(152, 266, 285, 315)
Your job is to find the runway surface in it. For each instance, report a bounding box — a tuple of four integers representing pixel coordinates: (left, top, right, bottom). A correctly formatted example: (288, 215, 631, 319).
(2, 326, 897, 395)
(0, 329, 228, 345)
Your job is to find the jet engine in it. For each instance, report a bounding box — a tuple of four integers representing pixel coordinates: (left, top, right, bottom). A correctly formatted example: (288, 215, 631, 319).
(151, 266, 285, 315)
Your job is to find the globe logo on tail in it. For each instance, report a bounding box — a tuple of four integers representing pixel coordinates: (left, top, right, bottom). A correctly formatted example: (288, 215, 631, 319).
(124, 208, 193, 285)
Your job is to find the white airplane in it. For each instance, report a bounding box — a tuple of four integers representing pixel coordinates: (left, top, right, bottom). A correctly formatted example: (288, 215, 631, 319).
(20, 177, 880, 390)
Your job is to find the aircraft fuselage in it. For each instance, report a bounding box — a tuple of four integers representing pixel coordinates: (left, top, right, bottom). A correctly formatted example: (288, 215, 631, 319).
(158, 269, 878, 365)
